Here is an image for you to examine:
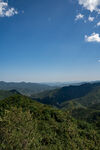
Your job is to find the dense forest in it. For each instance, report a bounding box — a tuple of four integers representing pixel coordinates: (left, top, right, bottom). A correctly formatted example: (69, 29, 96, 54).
(0, 82, 100, 150)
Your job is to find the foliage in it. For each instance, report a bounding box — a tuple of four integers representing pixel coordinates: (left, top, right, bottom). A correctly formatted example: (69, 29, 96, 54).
(0, 90, 20, 100)
(0, 94, 100, 150)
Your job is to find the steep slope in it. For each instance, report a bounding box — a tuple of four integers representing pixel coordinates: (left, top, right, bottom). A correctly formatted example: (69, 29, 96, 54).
(0, 94, 100, 150)
(60, 86, 100, 110)
(0, 81, 54, 96)
(70, 105, 100, 131)
(59, 87, 100, 131)
(0, 90, 20, 100)
(32, 82, 100, 106)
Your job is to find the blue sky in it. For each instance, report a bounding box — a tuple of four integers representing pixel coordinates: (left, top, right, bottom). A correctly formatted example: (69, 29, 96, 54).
(0, 0, 100, 82)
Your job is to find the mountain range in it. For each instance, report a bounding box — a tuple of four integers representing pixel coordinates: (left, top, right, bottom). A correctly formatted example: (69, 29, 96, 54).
(31, 82, 100, 106)
(0, 81, 100, 149)
(0, 81, 55, 96)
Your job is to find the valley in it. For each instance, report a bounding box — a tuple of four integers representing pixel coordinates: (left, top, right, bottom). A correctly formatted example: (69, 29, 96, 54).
(0, 81, 100, 150)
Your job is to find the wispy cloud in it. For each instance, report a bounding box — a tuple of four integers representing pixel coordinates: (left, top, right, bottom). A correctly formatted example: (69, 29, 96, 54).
(0, 0, 18, 17)
(85, 33, 100, 43)
(98, 60, 100, 62)
(75, 13, 84, 21)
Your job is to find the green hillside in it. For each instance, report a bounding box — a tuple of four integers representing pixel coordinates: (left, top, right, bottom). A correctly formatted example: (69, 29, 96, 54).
(32, 82, 100, 106)
(60, 86, 100, 110)
(0, 94, 100, 150)
(0, 90, 20, 100)
(59, 87, 100, 132)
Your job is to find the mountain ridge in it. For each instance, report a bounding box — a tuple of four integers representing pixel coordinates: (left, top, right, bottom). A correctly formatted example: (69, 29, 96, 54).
(31, 82, 100, 106)
(0, 81, 55, 96)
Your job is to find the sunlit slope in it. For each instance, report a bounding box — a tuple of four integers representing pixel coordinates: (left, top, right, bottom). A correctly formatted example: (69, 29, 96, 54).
(0, 94, 100, 150)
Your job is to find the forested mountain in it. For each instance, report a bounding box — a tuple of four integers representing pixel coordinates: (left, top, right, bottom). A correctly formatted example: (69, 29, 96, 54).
(0, 81, 54, 96)
(0, 82, 100, 149)
(0, 90, 20, 100)
(70, 105, 100, 126)
(0, 94, 100, 150)
(60, 86, 100, 110)
(31, 82, 100, 106)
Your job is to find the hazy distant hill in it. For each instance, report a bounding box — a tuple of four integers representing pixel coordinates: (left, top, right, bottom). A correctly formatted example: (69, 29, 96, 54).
(32, 82, 100, 106)
(0, 81, 54, 96)
(0, 94, 100, 150)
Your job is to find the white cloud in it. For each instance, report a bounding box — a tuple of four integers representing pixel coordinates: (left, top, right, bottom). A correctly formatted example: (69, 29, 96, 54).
(88, 16, 94, 22)
(97, 21, 100, 26)
(75, 13, 84, 20)
(85, 32, 100, 43)
(0, 0, 18, 17)
(76, 1, 100, 43)
(78, 0, 100, 13)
